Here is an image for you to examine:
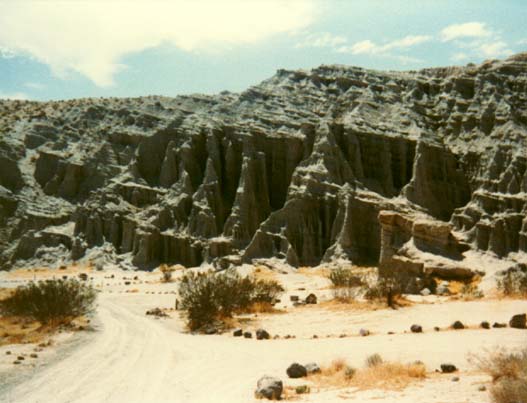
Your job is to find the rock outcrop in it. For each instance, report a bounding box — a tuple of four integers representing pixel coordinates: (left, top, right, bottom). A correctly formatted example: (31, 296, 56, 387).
(0, 54, 526, 276)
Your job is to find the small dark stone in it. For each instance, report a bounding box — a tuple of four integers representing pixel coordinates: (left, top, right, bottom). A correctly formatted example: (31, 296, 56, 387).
(233, 328, 243, 337)
(286, 363, 307, 378)
(451, 321, 464, 330)
(410, 324, 423, 333)
(478, 385, 487, 391)
(441, 363, 457, 373)
(480, 321, 490, 329)
(493, 322, 507, 328)
(305, 293, 317, 304)
(509, 313, 526, 329)
(451, 376, 460, 382)
(290, 295, 299, 302)
(256, 329, 270, 340)
(434, 326, 440, 331)
(255, 376, 283, 400)
(244, 331, 252, 339)
(17, 356, 24, 361)
(124, 281, 131, 285)
(359, 328, 370, 337)
(78, 273, 88, 281)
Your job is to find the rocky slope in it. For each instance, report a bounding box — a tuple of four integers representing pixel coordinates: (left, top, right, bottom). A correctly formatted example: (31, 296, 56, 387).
(0, 54, 526, 281)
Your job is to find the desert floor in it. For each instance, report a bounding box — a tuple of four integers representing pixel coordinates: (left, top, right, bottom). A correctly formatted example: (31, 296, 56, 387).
(0, 264, 526, 403)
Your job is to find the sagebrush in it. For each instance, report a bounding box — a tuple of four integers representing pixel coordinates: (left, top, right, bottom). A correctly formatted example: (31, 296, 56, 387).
(0, 278, 97, 324)
(178, 270, 284, 331)
(472, 348, 527, 403)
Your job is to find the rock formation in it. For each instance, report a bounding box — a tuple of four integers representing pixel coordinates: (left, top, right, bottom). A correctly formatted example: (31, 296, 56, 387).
(0, 54, 526, 279)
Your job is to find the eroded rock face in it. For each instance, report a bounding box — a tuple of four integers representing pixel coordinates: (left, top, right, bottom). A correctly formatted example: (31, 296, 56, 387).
(0, 54, 526, 272)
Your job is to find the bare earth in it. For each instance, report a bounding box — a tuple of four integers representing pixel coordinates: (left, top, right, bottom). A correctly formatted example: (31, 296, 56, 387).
(0, 266, 526, 403)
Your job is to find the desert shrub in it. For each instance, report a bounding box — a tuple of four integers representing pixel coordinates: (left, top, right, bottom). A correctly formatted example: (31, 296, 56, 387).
(0, 279, 97, 324)
(461, 283, 484, 299)
(364, 271, 412, 308)
(159, 264, 174, 283)
(472, 348, 527, 403)
(497, 270, 527, 297)
(178, 270, 284, 331)
(366, 353, 384, 368)
(329, 268, 363, 288)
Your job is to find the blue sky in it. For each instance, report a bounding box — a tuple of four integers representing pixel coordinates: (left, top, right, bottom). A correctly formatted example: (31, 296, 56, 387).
(1, 0, 526, 101)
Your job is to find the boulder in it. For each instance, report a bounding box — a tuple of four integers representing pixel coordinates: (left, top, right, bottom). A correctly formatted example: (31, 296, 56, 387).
(255, 376, 283, 400)
(451, 321, 464, 330)
(305, 293, 317, 304)
(244, 331, 253, 339)
(359, 328, 370, 337)
(509, 313, 526, 329)
(440, 364, 458, 373)
(233, 328, 243, 337)
(286, 363, 307, 378)
(410, 324, 423, 333)
(304, 362, 321, 374)
(480, 321, 490, 329)
(256, 329, 270, 340)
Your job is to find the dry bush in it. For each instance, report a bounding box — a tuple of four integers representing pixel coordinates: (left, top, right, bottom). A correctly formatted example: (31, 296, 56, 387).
(0, 279, 96, 325)
(471, 348, 527, 403)
(310, 356, 426, 391)
(178, 269, 284, 331)
(365, 353, 384, 368)
(159, 264, 175, 283)
(497, 270, 527, 298)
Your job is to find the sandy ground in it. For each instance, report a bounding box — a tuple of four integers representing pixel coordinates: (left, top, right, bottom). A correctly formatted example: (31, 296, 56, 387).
(0, 265, 526, 403)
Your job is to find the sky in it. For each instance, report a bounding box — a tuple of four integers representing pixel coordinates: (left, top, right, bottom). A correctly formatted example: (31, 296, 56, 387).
(0, 0, 526, 101)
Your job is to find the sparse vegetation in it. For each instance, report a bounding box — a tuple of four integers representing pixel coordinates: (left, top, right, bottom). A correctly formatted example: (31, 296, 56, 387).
(0, 279, 97, 324)
(178, 270, 284, 331)
(309, 356, 426, 391)
(329, 267, 364, 302)
(497, 270, 527, 298)
(159, 264, 175, 283)
(364, 271, 411, 309)
(366, 353, 384, 368)
(472, 348, 527, 403)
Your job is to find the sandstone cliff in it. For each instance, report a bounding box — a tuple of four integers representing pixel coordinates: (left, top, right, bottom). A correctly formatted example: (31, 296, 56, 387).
(1, 54, 526, 279)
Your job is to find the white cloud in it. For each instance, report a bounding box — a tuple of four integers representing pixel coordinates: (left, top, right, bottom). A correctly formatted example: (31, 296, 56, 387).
(440, 22, 491, 42)
(0, 91, 29, 100)
(339, 35, 431, 55)
(295, 32, 346, 48)
(0, 46, 16, 59)
(24, 82, 46, 90)
(517, 39, 527, 45)
(0, 1, 318, 87)
(478, 41, 514, 58)
(451, 52, 469, 62)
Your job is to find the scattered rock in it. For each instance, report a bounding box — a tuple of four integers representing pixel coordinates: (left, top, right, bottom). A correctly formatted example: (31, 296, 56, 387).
(440, 364, 458, 373)
(256, 329, 270, 340)
(478, 385, 487, 392)
(295, 385, 310, 394)
(5, 351, 11, 355)
(286, 363, 307, 378)
(359, 328, 370, 337)
(289, 295, 299, 302)
(305, 293, 317, 304)
(480, 321, 490, 329)
(124, 281, 131, 286)
(78, 273, 88, 281)
(255, 376, 283, 400)
(145, 308, 168, 318)
(244, 331, 253, 339)
(410, 324, 423, 333)
(233, 328, 243, 337)
(509, 313, 526, 329)
(451, 376, 460, 382)
(17, 356, 24, 361)
(305, 362, 321, 374)
(420, 288, 431, 296)
(434, 326, 440, 332)
(13, 361, 21, 365)
(451, 321, 464, 330)
(30, 353, 38, 358)
(493, 322, 507, 328)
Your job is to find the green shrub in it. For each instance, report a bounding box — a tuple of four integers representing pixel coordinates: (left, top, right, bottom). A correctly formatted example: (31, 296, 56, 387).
(178, 270, 284, 331)
(0, 279, 97, 324)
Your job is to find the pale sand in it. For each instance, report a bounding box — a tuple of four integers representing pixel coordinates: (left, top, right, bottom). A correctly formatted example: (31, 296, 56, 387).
(0, 266, 525, 403)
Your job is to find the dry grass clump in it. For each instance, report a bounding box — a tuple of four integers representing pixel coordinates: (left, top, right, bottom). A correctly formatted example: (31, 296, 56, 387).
(159, 264, 175, 283)
(471, 348, 527, 403)
(310, 355, 426, 391)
